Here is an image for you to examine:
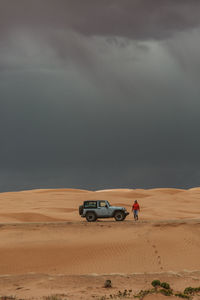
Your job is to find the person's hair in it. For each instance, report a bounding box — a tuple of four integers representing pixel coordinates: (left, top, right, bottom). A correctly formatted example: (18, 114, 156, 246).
(134, 200, 137, 203)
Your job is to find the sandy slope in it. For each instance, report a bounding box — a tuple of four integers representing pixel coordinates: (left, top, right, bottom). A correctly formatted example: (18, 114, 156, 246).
(0, 188, 200, 299)
(0, 221, 200, 275)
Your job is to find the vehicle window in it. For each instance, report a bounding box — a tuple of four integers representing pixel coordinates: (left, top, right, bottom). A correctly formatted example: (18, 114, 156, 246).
(99, 201, 107, 207)
(84, 201, 97, 208)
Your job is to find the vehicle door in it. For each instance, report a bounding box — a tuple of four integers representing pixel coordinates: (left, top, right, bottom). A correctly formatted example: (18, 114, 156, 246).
(97, 201, 110, 217)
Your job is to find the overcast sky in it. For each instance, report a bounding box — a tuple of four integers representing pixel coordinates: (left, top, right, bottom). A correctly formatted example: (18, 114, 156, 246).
(1, 0, 200, 192)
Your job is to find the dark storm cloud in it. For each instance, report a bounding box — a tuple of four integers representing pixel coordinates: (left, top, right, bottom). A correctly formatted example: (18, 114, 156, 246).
(0, 0, 200, 191)
(1, 0, 200, 39)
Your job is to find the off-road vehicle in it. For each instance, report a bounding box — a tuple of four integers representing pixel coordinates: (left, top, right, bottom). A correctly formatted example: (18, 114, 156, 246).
(79, 200, 129, 222)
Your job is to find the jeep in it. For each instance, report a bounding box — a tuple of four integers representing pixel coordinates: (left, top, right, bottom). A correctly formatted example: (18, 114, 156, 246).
(79, 200, 129, 222)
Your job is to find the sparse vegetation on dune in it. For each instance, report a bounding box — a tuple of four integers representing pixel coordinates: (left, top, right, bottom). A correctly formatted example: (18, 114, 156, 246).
(98, 280, 200, 299)
(184, 287, 200, 295)
(160, 282, 171, 290)
(175, 292, 190, 299)
(151, 279, 161, 287)
(0, 281, 200, 300)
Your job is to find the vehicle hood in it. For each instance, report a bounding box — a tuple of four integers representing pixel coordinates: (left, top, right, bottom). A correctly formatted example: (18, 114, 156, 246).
(110, 206, 126, 210)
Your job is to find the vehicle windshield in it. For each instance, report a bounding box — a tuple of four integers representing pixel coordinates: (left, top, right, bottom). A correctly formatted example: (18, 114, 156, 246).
(99, 201, 110, 207)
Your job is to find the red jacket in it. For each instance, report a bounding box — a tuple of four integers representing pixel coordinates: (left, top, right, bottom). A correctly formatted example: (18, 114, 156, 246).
(132, 203, 140, 211)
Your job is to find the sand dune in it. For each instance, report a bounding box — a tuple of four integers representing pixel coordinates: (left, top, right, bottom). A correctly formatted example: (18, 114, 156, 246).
(0, 212, 67, 223)
(0, 187, 200, 223)
(0, 188, 200, 299)
(35, 188, 90, 193)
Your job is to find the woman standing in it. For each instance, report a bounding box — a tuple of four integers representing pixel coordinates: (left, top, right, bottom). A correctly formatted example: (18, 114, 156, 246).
(132, 200, 140, 221)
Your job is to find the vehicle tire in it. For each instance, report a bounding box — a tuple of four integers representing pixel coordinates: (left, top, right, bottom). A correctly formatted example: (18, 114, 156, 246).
(86, 212, 97, 222)
(114, 211, 125, 221)
(79, 205, 84, 215)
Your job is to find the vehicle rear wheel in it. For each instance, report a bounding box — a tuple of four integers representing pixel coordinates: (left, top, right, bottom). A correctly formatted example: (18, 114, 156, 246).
(79, 205, 84, 215)
(114, 211, 125, 221)
(86, 212, 97, 222)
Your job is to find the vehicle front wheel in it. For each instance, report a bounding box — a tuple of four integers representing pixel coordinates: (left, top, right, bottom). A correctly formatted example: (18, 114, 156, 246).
(86, 212, 97, 222)
(114, 211, 125, 221)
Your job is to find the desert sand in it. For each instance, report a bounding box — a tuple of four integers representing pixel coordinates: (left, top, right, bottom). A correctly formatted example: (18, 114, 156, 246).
(0, 188, 200, 299)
